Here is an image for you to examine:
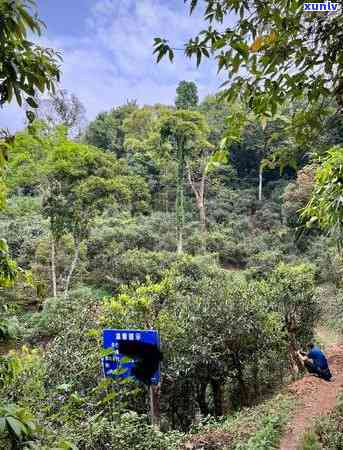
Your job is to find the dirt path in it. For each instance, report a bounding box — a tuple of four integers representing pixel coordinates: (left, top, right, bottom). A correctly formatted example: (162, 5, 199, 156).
(279, 344, 343, 450)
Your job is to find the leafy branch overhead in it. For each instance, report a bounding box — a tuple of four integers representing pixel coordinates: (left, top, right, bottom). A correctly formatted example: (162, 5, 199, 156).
(301, 146, 343, 251)
(0, 0, 61, 121)
(154, 0, 343, 115)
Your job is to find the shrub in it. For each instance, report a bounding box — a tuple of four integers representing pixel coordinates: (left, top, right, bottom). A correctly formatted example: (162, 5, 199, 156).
(313, 395, 343, 449)
(109, 249, 177, 289)
(108, 412, 183, 450)
(104, 264, 288, 428)
(305, 237, 343, 286)
(26, 287, 104, 339)
(247, 250, 284, 277)
(42, 288, 103, 390)
(250, 202, 282, 231)
(0, 403, 37, 449)
(269, 263, 318, 347)
(0, 316, 20, 341)
(282, 166, 315, 228)
(0, 346, 46, 408)
(206, 229, 247, 267)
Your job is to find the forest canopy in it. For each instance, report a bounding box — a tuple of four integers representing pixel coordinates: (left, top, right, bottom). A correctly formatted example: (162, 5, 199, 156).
(0, 1, 342, 449)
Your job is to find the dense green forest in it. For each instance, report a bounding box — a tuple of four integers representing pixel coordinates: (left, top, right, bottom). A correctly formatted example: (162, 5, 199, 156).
(1, 1, 343, 449)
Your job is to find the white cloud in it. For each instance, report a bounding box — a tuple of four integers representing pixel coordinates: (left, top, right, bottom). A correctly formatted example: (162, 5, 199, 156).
(0, 0, 225, 132)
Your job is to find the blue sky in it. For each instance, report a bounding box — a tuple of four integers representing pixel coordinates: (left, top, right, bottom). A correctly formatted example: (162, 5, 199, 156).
(0, 0, 224, 131)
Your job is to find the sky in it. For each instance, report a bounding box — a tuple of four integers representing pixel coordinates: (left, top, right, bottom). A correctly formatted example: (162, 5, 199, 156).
(0, 0, 225, 132)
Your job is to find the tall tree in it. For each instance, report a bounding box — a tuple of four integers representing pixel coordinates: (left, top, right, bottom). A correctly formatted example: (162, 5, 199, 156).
(186, 131, 216, 236)
(26, 89, 86, 137)
(43, 141, 149, 297)
(199, 94, 231, 146)
(122, 105, 173, 205)
(7, 123, 150, 297)
(245, 115, 293, 202)
(155, 0, 343, 116)
(160, 111, 209, 253)
(84, 102, 137, 157)
(175, 81, 199, 110)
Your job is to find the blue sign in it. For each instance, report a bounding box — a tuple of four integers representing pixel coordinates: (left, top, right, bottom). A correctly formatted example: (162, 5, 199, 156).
(102, 329, 161, 385)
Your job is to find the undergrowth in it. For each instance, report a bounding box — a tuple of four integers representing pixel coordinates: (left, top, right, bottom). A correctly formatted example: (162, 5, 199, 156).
(182, 393, 294, 450)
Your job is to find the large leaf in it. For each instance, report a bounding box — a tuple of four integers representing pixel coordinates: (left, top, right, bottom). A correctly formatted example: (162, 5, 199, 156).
(6, 416, 26, 438)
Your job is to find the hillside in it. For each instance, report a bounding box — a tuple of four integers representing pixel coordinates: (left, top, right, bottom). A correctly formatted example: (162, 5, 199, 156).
(0, 1, 343, 449)
(0, 92, 342, 449)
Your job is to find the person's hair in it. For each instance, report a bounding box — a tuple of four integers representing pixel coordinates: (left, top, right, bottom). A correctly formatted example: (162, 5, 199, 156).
(308, 342, 315, 349)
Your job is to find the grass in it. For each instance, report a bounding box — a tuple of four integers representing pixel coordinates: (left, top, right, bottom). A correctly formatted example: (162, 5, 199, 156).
(232, 395, 293, 450)
(186, 393, 295, 450)
(297, 431, 321, 450)
(315, 325, 341, 350)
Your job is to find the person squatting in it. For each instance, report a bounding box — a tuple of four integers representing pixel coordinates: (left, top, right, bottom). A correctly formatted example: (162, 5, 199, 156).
(298, 343, 332, 381)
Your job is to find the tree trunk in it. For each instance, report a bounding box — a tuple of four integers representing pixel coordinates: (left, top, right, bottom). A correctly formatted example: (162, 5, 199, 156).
(211, 379, 224, 417)
(234, 352, 247, 406)
(149, 384, 161, 430)
(287, 331, 303, 375)
(252, 360, 260, 400)
(198, 200, 206, 234)
(187, 164, 207, 249)
(258, 164, 263, 202)
(177, 230, 183, 254)
(64, 238, 81, 298)
(176, 146, 185, 255)
(51, 236, 57, 298)
(196, 382, 209, 416)
(286, 316, 304, 374)
(164, 167, 169, 214)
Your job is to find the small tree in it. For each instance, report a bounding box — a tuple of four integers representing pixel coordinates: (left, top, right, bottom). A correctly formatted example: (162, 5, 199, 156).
(269, 263, 318, 374)
(236, 113, 294, 202)
(160, 111, 209, 253)
(8, 123, 149, 297)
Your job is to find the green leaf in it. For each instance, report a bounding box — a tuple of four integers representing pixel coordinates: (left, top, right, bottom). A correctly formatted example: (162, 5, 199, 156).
(196, 49, 202, 67)
(26, 111, 35, 123)
(0, 417, 6, 433)
(99, 391, 118, 405)
(100, 348, 115, 357)
(26, 97, 38, 109)
(168, 48, 174, 62)
(7, 417, 26, 438)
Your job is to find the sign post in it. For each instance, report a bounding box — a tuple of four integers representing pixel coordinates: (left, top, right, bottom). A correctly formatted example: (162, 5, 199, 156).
(149, 384, 161, 430)
(102, 329, 162, 429)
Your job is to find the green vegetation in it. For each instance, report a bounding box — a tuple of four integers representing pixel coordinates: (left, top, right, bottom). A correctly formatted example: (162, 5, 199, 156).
(302, 147, 343, 252)
(297, 396, 343, 450)
(155, 0, 343, 115)
(182, 394, 293, 450)
(0, 81, 341, 447)
(0, 1, 342, 449)
(298, 431, 321, 450)
(0, 0, 60, 115)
